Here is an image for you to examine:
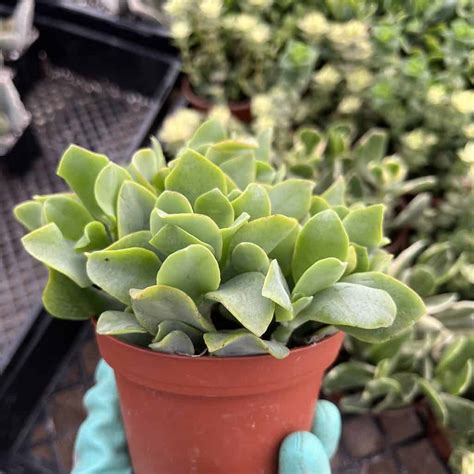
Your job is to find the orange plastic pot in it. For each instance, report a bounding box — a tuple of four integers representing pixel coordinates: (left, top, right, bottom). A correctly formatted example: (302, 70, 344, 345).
(96, 330, 344, 474)
(181, 77, 252, 123)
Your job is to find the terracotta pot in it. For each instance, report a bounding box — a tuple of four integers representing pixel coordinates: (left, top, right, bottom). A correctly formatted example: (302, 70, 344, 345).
(96, 329, 344, 474)
(181, 77, 252, 123)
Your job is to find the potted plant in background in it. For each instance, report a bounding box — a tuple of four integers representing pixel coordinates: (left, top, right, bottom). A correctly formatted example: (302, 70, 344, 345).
(14, 119, 425, 473)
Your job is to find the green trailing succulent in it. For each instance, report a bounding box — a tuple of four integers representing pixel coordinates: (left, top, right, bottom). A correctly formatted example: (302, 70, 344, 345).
(15, 119, 425, 358)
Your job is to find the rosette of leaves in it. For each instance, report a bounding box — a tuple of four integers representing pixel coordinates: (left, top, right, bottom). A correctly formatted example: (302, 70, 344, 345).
(0, 0, 38, 60)
(14, 119, 424, 358)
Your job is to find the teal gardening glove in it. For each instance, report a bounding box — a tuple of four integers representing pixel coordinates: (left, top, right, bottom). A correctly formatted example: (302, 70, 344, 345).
(73, 360, 341, 474)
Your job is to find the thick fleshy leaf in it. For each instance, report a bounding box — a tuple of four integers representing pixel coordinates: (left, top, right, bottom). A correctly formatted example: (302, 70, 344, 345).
(153, 320, 202, 346)
(324, 361, 376, 393)
(150, 224, 214, 258)
(255, 128, 272, 162)
(106, 230, 157, 254)
(262, 260, 292, 311)
(150, 210, 222, 259)
(343, 205, 385, 247)
(292, 258, 347, 299)
(149, 331, 195, 355)
(354, 129, 388, 163)
(56, 145, 109, 218)
(96, 310, 148, 335)
(321, 178, 346, 206)
(292, 283, 396, 330)
(22, 223, 91, 287)
(268, 179, 313, 220)
(195, 188, 234, 228)
(219, 153, 256, 189)
(442, 394, 474, 432)
(87, 248, 161, 304)
(388, 240, 426, 278)
(220, 212, 251, 262)
(152, 167, 170, 193)
(155, 190, 193, 214)
(309, 196, 330, 216)
(341, 272, 426, 342)
(436, 337, 473, 374)
(292, 210, 349, 281)
(206, 272, 275, 337)
(204, 329, 289, 358)
(131, 284, 214, 333)
(352, 244, 370, 273)
(165, 149, 227, 204)
(439, 360, 472, 395)
(369, 249, 393, 273)
(75, 221, 110, 252)
(231, 183, 271, 220)
(156, 244, 220, 300)
(231, 242, 269, 274)
(188, 119, 227, 154)
(343, 245, 357, 276)
(117, 181, 156, 238)
(128, 145, 164, 190)
(256, 160, 276, 183)
(419, 379, 448, 424)
(43, 269, 120, 320)
(95, 162, 132, 217)
(274, 296, 313, 322)
(14, 200, 44, 231)
(206, 139, 257, 166)
(44, 195, 93, 241)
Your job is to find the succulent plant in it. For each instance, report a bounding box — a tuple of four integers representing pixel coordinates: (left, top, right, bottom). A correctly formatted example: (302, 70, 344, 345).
(0, 67, 31, 155)
(15, 119, 424, 358)
(0, 0, 38, 60)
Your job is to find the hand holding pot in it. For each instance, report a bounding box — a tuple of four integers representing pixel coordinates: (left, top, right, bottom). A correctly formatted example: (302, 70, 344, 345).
(73, 360, 341, 474)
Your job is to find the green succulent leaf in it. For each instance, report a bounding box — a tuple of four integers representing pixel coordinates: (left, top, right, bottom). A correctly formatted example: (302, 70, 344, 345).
(97, 310, 148, 335)
(155, 190, 193, 214)
(255, 128, 272, 162)
(165, 148, 227, 204)
(341, 272, 426, 342)
(321, 178, 346, 206)
(149, 331, 195, 355)
(153, 320, 202, 346)
(188, 119, 227, 154)
(231, 242, 270, 275)
(43, 269, 120, 320)
(324, 361, 376, 393)
(352, 244, 370, 273)
(87, 248, 161, 304)
(206, 139, 257, 166)
(268, 179, 313, 221)
(293, 257, 347, 299)
(262, 260, 292, 311)
(106, 230, 158, 254)
(95, 162, 132, 218)
(22, 223, 91, 287)
(195, 188, 234, 228)
(343, 205, 385, 248)
(292, 209, 349, 281)
(204, 329, 289, 358)
(128, 146, 163, 190)
(438, 360, 473, 395)
(75, 221, 110, 252)
(131, 284, 214, 334)
(56, 145, 109, 218)
(309, 196, 330, 216)
(156, 244, 220, 300)
(256, 160, 276, 184)
(43, 195, 93, 241)
(441, 394, 474, 433)
(219, 153, 256, 189)
(419, 379, 448, 425)
(275, 296, 313, 322)
(14, 200, 45, 231)
(220, 212, 251, 262)
(117, 181, 156, 238)
(231, 183, 271, 220)
(206, 272, 275, 337)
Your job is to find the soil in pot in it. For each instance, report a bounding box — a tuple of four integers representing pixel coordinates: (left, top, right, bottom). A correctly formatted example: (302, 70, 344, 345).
(96, 329, 344, 474)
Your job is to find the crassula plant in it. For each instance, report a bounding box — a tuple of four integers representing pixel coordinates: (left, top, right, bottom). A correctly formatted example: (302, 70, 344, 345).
(15, 119, 425, 358)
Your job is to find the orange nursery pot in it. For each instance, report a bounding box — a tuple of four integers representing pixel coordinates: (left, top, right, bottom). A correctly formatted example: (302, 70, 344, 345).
(96, 329, 344, 474)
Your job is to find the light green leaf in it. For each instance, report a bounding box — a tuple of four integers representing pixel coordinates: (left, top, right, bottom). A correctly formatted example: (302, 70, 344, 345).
(324, 361, 376, 393)
(43, 269, 120, 320)
(292, 209, 349, 281)
(95, 162, 132, 217)
(149, 331, 195, 355)
(97, 310, 148, 335)
(268, 179, 313, 221)
(14, 200, 44, 231)
(151, 137, 166, 169)
(195, 188, 234, 228)
(128, 147, 162, 190)
(165, 148, 227, 204)
(220, 212, 251, 262)
(419, 379, 448, 425)
(439, 360, 472, 395)
(204, 329, 289, 358)
(56, 145, 109, 218)
(275, 296, 313, 322)
(87, 248, 161, 304)
(188, 119, 227, 154)
(219, 153, 256, 189)
(206, 272, 275, 337)
(256, 160, 276, 184)
(44, 195, 93, 241)
(153, 320, 202, 346)
(293, 258, 347, 298)
(231, 183, 271, 220)
(156, 244, 220, 300)
(150, 210, 222, 259)
(321, 178, 346, 206)
(22, 223, 91, 287)
(262, 260, 292, 311)
(231, 242, 269, 274)
(75, 221, 110, 252)
(343, 204, 385, 247)
(341, 272, 426, 342)
(255, 128, 272, 162)
(354, 129, 388, 163)
(309, 196, 330, 216)
(106, 230, 157, 254)
(117, 181, 156, 238)
(131, 284, 214, 333)
(441, 394, 474, 432)
(352, 244, 369, 273)
(206, 139, 257, 166)
(155, 190, 193, 214)
(152, 167, 170, 193)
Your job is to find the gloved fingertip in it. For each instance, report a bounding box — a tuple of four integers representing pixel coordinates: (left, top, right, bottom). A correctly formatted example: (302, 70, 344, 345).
(279, 431, 331, 474)
(312, 400, 341, 459)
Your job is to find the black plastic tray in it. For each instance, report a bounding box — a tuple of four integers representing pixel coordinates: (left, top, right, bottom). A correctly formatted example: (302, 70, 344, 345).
(0, 6, 179, 457)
